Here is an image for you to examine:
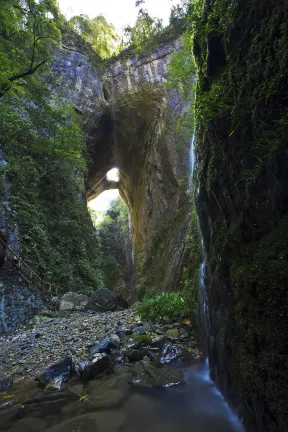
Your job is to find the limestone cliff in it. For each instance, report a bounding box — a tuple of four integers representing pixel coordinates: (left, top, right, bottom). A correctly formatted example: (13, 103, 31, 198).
(84, 38, 192, 294)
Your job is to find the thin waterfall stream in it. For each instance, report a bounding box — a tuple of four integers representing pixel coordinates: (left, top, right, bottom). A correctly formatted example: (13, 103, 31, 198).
(128, 213, 135, 271)
(188, 133, 245, 430)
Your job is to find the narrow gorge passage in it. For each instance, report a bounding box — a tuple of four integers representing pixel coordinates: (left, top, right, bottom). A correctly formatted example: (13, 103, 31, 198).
(0, 0, 287, 431)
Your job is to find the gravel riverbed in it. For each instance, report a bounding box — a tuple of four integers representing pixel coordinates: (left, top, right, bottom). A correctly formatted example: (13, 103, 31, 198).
(0, 310, 201, 389)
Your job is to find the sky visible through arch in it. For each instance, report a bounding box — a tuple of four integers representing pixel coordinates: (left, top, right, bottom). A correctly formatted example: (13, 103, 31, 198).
(88, 169, 120, 218)
(58, 0, 180, 31)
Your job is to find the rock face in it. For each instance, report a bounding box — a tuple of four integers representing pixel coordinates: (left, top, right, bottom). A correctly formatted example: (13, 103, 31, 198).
(85, 38, 192, 294)
(0, 278, 43, 334)
(52, 48, 105, 115)
(193, 1, 288, 431)
(105, 38, 182, 99)
(59, 292, 89, 311)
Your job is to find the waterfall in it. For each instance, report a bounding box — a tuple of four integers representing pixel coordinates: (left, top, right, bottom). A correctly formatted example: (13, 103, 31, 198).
(128, 213, 135, 270)
(0, 287, 8, 333)
(190, 135, 245, 430)
(189, 134, 196, 189)
(188, 134, 209, 344)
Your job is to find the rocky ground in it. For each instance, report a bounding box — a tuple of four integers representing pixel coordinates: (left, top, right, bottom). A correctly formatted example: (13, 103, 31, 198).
(0, 308, 201, 397)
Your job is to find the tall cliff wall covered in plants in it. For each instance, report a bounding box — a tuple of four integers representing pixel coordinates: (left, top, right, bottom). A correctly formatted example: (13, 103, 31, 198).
(192, 0, 288, 430)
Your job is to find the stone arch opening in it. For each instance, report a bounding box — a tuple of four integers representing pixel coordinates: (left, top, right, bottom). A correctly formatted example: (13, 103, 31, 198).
(85, 82, 191, 295)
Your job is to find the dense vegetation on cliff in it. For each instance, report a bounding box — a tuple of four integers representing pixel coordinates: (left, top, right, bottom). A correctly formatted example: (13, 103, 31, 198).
(90, 198, 134, 300)
(0, 0, 103, 291)
(185, 0, 287, 430)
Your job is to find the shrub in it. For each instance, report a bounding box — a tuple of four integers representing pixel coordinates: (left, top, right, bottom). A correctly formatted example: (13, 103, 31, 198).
(135, 291, 190, 321)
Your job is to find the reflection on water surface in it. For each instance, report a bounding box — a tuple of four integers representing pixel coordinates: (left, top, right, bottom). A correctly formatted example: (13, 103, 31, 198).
(0, 361, 245, 432)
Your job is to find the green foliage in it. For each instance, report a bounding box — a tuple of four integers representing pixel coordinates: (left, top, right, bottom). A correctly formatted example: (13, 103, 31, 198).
(165, 30, 196, 150)
(69, 14, 120, 59)
(136, 291, 191, 321)
(0, 35, 102, 292)
(123, 9, 163, 53)
(0, 0, 62, 97)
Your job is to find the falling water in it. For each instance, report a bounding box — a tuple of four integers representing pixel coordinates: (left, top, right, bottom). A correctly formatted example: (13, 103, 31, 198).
(189, 134, 196, 189)
(189, 134, 209, 342)
(200, 261, 209, 334)
(128, 213, 135, 270)
(189, 133, 245, 429)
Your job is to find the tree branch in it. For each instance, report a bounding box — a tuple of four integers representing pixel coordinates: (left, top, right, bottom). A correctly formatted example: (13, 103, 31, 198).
(8, 59, 48, 83)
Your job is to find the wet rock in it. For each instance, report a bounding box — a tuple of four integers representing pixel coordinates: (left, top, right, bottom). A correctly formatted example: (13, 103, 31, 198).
(137, 326, 146, 335)
(159, 343, 190, 366)
(165, 328, 179, 340)
(87, 289, 127, 312)
(89, 334, 120, 356)
(126, 349, 144, 362)
(37, 357, 73, 385)
(142, 347, 161, 362)
(151, 335, 167, 348)
(0, 375, 13, 391)
(129, 334, 152, 347)
(132, 358, 184, 388)
(179, 329, 189, 340)
(0, 400, 14, 410)
(45, 376, 63, 392)
(59, 292, 88, 312)
(74, 353, 113, 380)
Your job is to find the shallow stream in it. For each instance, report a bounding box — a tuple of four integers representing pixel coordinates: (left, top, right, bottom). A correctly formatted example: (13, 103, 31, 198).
(0, 360, 245, 432)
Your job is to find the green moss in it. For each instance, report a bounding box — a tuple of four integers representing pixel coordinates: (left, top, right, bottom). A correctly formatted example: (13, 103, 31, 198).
(191, 0, 288, 428)
(180, 207, 202, 325)
(131, 334, 153, 344)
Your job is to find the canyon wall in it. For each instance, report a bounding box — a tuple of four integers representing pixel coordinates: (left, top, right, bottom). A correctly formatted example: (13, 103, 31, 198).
(86, 38, 192, 294)
(193, 0, 288, 430)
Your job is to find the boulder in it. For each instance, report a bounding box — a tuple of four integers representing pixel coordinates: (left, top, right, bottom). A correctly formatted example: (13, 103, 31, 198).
(165, 328, 179, 340)
(87, 289, 127, 312)
(131, 358, 184, 388)
(126, 349, 144, 362)
(89, 334, 121, 356)
(59, 292, 88, 312)
(158, 343, 192, 366)
(37, 357, 73, 385)
(74, 354, 113, 380)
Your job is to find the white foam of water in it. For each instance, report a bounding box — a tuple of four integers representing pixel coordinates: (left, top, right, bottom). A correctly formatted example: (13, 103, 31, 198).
(195, 359, 245, 431)
(128, 213, 135, 269)
(189, 134, 196, 188)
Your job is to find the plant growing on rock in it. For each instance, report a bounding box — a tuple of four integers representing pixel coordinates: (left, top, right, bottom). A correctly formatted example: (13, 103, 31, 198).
(136, 291, 193, 321)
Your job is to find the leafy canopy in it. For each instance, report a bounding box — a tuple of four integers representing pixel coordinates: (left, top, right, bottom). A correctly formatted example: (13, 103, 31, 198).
(69, 14, 120, 59)
(0, 0, 63, 97)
